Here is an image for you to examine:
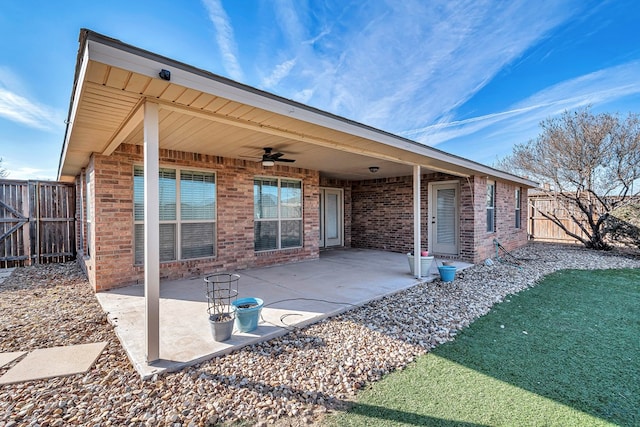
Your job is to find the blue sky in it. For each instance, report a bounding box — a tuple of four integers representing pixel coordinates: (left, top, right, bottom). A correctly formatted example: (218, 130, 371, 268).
(1, 0, 639, 180)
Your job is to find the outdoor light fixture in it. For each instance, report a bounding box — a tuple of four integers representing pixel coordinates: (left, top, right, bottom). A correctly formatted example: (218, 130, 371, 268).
(262, 160, 275, 167)
(159, 69, 171, 81)
(369, 166, 380, 173)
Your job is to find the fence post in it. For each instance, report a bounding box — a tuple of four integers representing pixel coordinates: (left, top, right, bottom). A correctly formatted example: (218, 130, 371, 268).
(35, 182, 41, 264)
(22, 183, 31, 265)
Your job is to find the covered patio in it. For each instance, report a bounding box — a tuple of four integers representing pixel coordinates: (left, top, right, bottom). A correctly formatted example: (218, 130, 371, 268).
(58, 30, 534, 374)
(96, 249, 471, 378)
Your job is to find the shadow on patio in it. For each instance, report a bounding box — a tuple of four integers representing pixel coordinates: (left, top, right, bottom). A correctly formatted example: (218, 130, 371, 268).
(96, 248, 470, 378)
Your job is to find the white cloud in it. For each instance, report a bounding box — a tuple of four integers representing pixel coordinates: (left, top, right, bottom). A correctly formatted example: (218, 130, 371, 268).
(0, 67, 63, 131)
(200, 0, 634, 167)
(261, 59, 297, 89)
(293, 88, 314, 104)
(401, 107, 539, 146)
(201, 0, 244, 81)
(256, 0, 580, 134)
(0, 147, 57, 180)
(341, 0, 576, 130)
(0, 158, 56, 181)
(414, 60, 640, 148)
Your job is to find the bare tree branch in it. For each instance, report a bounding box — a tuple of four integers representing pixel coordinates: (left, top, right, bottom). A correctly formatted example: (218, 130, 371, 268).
(498, 107, 640, 250)
(0, 158, 9, 178)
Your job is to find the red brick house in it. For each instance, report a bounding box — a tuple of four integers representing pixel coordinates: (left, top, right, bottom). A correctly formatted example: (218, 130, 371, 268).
(58, 29, 537, 294)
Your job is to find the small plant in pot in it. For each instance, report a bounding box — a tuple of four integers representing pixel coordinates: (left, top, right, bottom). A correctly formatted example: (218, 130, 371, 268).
(204, 273, 240, 341)
(207, 308, 234, 342)
(407, 249, 435, 276)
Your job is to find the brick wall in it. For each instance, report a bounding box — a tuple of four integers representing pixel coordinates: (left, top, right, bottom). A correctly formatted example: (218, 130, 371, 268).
(350, 173, 467, 255)
(74, 143, 530, 291)
(471, 176, 528, 262)
(458, 176, 476, 261)
(349, 173, 528, 263)
(351, 176, 416, 252)
(78, 144, 319, 292)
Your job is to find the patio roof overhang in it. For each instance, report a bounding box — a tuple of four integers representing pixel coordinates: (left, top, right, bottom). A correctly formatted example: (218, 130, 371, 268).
(57, 29, 537, 188)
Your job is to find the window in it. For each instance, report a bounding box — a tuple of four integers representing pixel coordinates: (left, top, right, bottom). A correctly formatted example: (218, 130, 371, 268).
(486, 181, 495, 232)
(515, 188, 522, 229)
(134, 166, 216, 264)
(254, 177, 302, 251)
(85, 171, 92, 257)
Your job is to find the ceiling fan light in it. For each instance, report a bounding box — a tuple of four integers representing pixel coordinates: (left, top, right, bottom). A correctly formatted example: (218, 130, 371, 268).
(262, 160, 275, 167)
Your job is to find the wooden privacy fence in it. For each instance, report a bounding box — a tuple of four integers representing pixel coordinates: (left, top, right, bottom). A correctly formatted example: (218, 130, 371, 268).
(528, 195, 588, 244)
(0, 179, 75, 267)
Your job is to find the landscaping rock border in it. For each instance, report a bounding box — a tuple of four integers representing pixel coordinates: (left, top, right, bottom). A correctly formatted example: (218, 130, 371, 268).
(1, 243, 639, 426)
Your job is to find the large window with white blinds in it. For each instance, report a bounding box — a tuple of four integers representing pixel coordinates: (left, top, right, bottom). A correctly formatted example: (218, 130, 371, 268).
(134, 166, 216, 264)
(254, 177, 302, 251)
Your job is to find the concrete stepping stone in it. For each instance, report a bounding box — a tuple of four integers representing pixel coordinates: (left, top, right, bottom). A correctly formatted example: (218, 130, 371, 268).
(0, 342, 107, 385)
(0, 267, 15, 284)
(0, 351, 26, 368)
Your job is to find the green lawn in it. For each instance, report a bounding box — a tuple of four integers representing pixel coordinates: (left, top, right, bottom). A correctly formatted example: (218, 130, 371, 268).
(330, 268, 640, 426)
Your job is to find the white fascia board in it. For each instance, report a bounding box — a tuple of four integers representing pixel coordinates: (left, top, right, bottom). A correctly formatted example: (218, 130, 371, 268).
(87, 36, 537, 188)
(57, 43, 90, 180)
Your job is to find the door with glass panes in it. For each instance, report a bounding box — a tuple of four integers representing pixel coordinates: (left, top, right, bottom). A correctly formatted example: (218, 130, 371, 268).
(429, 182, 459, 255)
(319, 188, 343, 247)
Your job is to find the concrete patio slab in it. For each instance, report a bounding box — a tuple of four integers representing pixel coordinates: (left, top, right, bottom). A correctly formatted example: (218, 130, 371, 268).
(0, 351, 25, 368)
(96, 249, 471, 378)
(0, 342, 107, 385)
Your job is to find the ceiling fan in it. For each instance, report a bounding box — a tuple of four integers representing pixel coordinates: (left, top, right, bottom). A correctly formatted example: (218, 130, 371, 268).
(260, 147, 295, 166)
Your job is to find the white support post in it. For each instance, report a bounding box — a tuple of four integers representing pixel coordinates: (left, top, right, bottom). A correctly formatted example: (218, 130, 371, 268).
(413, 165, 421, 278)
(144, 101, 160, 363)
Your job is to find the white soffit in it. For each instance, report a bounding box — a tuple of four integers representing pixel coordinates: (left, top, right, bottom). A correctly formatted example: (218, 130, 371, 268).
(75, 33, 537, 187)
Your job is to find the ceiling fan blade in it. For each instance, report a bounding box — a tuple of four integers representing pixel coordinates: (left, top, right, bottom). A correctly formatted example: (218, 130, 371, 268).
(259, 147, 295, 164)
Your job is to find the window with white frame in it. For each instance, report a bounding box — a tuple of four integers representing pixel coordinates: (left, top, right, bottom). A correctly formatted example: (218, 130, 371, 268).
(487, 181, 496, 232)
(134, 166, 216, 264)
(515, 188, 522, 229)
(254, 177, 302, 251)
(85, 171, 92, 257)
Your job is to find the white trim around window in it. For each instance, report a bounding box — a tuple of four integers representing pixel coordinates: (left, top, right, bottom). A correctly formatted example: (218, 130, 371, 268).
(85, 170, 92, 258)
(254, 176, 303, 251)
(515, 188, 522, 229)
(486, 180, 496, 233)
(133, 165, 217, 264)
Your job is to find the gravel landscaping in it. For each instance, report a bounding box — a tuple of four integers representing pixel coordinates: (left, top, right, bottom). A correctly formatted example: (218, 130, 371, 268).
(1, 243, 639, 426)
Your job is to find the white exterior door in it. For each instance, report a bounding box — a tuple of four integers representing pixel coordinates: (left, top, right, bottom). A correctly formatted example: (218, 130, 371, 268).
(320, 188, 343, 247)
(429, 182, 459, 255)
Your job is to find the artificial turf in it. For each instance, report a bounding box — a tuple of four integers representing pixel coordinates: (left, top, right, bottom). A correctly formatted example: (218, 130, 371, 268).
(330, 268, 640, 426)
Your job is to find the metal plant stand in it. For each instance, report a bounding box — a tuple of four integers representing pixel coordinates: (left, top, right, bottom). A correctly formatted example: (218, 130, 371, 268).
(204, 273, 239, 341)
